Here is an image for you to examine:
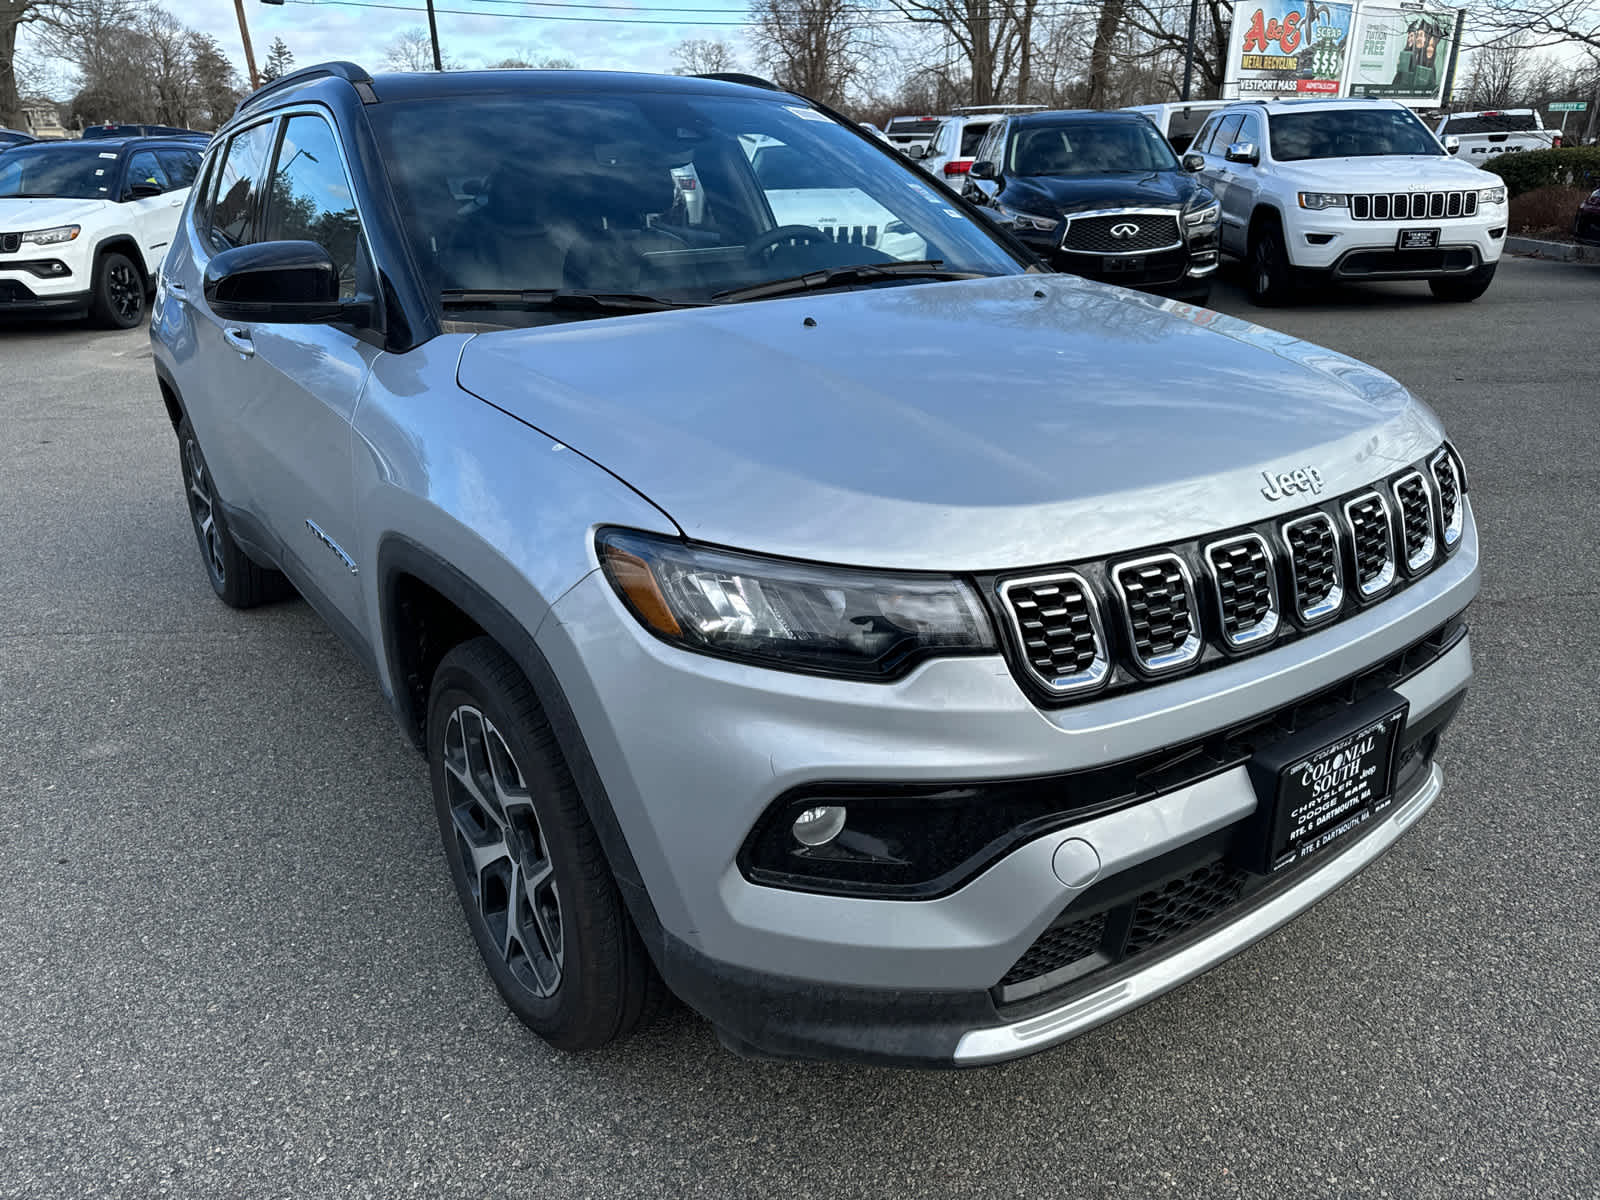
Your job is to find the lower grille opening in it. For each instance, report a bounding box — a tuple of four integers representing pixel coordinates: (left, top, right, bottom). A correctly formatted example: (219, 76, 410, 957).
(1124, 861, 1249, 956)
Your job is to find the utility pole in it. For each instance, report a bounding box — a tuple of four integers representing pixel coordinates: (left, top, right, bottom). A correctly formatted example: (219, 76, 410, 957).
(426, 0, 443, 70)
(1181, 0, 1199, 101)
(233, 0, 260, 90)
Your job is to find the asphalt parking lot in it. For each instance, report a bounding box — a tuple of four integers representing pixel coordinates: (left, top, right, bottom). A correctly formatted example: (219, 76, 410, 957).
(2, 255, 1597, 1199)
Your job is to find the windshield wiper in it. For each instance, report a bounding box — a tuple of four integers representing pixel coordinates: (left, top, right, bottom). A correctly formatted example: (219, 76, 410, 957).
(439, 288, 701, 314)
(712, 260, 986, 304)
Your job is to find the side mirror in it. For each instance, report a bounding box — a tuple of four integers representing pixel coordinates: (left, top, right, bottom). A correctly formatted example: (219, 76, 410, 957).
(128, 181, 163, 199)
(1182, 152, 1206, 172)
(1224, 141, 1260, 166)
(907, 144, 929, 160)
(1444, 135, 1460, 155)
(203, 240, 372, 327)
(969, 160, 998, 181)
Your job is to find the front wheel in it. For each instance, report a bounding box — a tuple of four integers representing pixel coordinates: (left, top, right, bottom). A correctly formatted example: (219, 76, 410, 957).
(1429, 263, 1496, 302)
(428, 637, 659, 1051)
(1247, 222, 1295, 306)
(90, 251, 146, 329)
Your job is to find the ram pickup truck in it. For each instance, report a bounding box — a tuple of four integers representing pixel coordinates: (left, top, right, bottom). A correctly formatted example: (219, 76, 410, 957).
(1436, 110, 1563, 160)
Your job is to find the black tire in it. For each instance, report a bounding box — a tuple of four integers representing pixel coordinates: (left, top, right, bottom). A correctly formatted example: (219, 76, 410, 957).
(1247, 219, 1295, 307)
(427, 637, 659, 1051)
(177, 417, 289, 608)
(90, 251, 146, 329)
(1429, 263, 1496, 302)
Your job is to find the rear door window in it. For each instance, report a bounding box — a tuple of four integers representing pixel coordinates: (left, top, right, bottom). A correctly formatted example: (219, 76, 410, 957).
(209, 122, 275, 253)
(157, 148, 201, 189)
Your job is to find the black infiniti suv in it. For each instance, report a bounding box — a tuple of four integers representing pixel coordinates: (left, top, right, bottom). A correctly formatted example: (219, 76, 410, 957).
(963, 109, 1220, 302)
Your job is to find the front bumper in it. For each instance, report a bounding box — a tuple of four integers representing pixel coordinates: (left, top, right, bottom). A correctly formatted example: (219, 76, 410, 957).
(0, 277, 90, 315)
(1287, 209, 1506, 276)
(538, 507, 1478, 1064)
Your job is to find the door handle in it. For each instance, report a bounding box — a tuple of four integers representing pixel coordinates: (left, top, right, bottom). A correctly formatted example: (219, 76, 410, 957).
(222, 327, 255, 357)
(166, 279, 186, 297)
(169, 198, 183, 207)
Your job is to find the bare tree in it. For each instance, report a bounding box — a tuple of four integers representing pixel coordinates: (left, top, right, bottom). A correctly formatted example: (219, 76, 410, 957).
(386, 27, 442, 72)
(884, 0, 1038, 104)
(671, 38, 739, 74)
(1461, 35, 1533, 108)
(1, 0, 96, 126)
(1123, 0, 1232, 99)
(748, 0, 875, 105)
(1476, 0, 1600, 54)
(142, 6, 191, 124)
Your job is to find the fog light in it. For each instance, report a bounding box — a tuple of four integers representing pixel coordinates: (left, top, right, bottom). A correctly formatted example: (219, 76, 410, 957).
(791, 805, 846, 847)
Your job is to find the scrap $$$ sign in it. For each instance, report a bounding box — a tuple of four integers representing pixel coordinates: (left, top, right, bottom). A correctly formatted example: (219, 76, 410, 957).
(1223, 0, 1461, 103)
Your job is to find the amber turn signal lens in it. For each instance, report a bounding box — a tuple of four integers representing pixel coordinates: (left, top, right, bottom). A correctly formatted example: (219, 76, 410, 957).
(601, 545, 682, 637)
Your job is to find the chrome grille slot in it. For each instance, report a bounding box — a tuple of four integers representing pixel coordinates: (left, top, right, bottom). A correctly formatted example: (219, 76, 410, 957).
(1430, 447, 1464, 548)
(1393, 471, 1436, 572)
(1205, 534, 1278, 649)
(1112, 554, 1200, 673)
(1282, 513, 1343, 624)
(1343, 492, 1396, 598)
(998, 572, 1109, 695)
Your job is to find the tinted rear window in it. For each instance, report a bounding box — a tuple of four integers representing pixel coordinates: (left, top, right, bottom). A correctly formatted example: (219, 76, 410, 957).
(959, 122, 993, 156)
(1443, 113, 1539, 134)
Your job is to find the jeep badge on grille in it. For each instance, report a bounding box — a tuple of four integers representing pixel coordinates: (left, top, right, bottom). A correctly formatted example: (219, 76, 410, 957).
(1260, 466, 1325, 501)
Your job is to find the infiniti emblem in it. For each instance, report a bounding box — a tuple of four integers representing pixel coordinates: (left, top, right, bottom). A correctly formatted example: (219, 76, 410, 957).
(1109, 222, 1141, 239)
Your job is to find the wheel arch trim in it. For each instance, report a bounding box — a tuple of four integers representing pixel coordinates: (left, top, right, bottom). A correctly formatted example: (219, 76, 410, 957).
(374, 533, 662, 930)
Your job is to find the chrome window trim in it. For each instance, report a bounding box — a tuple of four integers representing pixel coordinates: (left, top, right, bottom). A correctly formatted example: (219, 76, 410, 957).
(1203, 532, 1279, 649)
(1059, 206, 1184, 255)
(1392, 469, 1437, 574)
(1343, 490, 1397, 600)
(1280, 512, 1345, 626)
(1110, 553, 1202, 674)
(1429, 447, 1464, 548)
(997, 571, 1111, 696)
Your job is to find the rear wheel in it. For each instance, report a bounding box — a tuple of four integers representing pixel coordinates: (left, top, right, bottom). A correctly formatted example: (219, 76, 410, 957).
(1429, 263, 1496, 302)
(1247, 220, 1295, 306)
(427, 637, 659, 1051)
(177, 417, 288, 608)
(90, 251, 145, 329)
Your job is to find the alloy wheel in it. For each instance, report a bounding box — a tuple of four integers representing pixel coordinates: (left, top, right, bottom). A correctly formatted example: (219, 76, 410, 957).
(107, 261, 142, 323)
(183, 438, 225, 584)
(443, 704, 564, 998)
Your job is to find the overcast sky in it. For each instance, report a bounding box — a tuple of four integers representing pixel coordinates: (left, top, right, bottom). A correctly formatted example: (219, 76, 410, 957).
(25, 0, 763, 85)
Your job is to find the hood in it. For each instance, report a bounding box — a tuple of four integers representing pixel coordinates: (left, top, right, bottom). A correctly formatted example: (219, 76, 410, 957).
(1273, 156, 1492, 190)
(456, 274, 1441, 572)
(1000, 170, 1206, 216)
(0, 196, 111, 232)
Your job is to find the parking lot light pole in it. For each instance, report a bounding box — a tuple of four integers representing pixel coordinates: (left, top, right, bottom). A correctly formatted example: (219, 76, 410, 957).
(1181, 0, 1199, 102)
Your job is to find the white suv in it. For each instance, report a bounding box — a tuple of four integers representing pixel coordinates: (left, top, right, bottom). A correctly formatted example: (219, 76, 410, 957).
(0, 136, 203, 327)
(1190, 98, 1506, 305)
(915, 106, 1044, 183)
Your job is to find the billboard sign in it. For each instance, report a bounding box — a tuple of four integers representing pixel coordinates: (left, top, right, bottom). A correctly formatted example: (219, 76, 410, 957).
(1223, 0, 1356, 98)
(1345, 5, 1457, 105)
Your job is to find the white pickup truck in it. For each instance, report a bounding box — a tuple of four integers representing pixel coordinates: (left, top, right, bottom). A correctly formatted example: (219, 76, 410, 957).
(1435, 110, 1563, 161)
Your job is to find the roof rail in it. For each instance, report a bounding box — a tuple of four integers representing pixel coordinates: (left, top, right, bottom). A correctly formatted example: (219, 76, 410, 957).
(235, 61, 374, 118)
(695, 72, 785, 92)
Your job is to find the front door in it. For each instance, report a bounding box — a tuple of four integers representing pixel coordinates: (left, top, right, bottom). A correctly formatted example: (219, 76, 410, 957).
(122, 148, 182, 273)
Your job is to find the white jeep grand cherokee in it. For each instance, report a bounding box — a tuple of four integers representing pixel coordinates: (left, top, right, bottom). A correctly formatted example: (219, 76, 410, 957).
(0, 136, 203, 327)
(1190, 98, 1506, 305)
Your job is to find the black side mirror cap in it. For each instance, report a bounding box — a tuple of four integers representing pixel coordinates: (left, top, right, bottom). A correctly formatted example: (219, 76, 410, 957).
(1182, 152, 1206, 172)
(204, 240, 373, 327)
(969, 160, 998, 181)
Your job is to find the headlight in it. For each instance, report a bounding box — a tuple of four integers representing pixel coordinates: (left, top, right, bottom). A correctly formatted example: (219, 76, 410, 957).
(1297, 193, 1348, 211)
(995, 203, 1059, 233)
(597, 528, 996, 679)
(1184, 201, 1220, 227)
(20, 224, 81, 245)
(1480, 185, 1507, 205)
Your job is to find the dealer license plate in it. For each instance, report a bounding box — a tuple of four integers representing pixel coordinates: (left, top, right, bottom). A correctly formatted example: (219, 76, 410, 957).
(1397, 228, 1440, 250)
(1263, 702, 1407, 874)
(1104, 256, 1145, 273)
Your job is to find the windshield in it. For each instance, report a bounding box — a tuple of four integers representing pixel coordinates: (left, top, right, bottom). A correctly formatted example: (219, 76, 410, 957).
(1005, 120, 1179, 176)
(1270, 109, 1444, 161)
(0, 145, 117, 199)
(367, 92, 1023, 316)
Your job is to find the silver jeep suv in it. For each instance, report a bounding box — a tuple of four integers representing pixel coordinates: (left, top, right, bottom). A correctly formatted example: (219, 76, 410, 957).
(150, 64, 1478, 1066)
